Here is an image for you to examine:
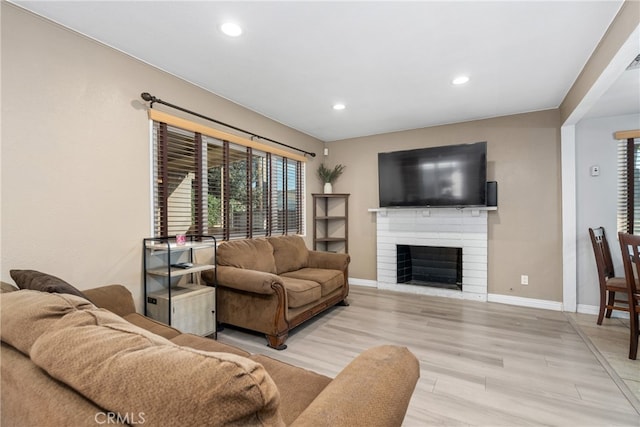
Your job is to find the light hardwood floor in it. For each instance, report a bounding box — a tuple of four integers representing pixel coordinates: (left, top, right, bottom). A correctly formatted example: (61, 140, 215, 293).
(217, 285, 640, 426)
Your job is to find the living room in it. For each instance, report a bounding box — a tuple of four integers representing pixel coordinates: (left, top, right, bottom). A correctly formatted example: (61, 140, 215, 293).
(2, 1, 639, 425)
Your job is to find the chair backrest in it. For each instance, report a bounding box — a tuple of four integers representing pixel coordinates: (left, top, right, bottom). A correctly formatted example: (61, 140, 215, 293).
(589, 227, 616, 281)
(618, 232, 640, 296)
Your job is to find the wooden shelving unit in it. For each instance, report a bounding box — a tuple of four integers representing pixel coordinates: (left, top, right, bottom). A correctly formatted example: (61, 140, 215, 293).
(312, 193, 349, 253)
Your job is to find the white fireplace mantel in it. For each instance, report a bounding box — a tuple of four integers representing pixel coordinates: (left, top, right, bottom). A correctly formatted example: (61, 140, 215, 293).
(371, 207, 491, 301)
(368, 206, 496, 215)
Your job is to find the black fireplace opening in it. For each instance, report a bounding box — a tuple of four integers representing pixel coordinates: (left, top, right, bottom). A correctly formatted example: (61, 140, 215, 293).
(397, 245, 462, 290)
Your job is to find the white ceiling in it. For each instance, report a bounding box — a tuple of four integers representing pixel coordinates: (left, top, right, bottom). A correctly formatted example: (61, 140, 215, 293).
(11, 1, 638, 142)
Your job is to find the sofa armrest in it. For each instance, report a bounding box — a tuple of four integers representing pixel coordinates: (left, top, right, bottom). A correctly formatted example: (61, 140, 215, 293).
(0, 281, 18, 293)
(215, 266, 284, 295)
(307, 250, 350, 271)
(291, 345, 419, 427)
(83, 285, 137, 317)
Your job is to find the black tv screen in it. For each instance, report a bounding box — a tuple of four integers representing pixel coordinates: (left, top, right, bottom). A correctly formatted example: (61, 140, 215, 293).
(378, 141, 487, 207)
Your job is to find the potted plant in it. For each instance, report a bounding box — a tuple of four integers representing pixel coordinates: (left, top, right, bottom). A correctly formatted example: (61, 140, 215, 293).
(317, 163, 346, 193)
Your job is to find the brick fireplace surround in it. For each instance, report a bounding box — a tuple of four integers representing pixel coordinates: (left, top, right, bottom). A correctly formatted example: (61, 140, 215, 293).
(372, 207, 491, 301)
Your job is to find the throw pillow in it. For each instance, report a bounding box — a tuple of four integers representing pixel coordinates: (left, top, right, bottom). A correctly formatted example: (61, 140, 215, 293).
(10, 269, 87, 299)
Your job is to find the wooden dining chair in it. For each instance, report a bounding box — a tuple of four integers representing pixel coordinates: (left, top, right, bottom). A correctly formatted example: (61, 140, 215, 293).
(617, 232, 640, 360)
(588, 227, 628, 325)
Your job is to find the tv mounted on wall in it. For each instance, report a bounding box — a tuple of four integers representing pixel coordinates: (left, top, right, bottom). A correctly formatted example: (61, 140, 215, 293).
(378, 141, 487, 208)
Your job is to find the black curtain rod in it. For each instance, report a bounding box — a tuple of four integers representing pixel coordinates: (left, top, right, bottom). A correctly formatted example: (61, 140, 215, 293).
(140, 92, 315, 158)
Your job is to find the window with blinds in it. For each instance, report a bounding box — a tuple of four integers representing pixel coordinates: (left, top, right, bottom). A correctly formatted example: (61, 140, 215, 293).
(617, 138, 640, 234)
(152, 121, 305, 240)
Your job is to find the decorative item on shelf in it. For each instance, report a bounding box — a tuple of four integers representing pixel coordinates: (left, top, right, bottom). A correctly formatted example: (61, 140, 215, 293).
(317, 163, 346, 194)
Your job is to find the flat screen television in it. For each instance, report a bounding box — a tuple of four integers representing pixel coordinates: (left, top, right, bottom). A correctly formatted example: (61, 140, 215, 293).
(378, 141, 487, 208)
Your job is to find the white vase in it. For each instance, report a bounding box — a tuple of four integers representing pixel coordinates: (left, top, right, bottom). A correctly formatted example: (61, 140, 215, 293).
(324, 182, 333, 194)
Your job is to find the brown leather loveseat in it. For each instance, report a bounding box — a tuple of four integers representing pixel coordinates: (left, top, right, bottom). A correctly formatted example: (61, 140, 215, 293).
(206, 235, 349, 349)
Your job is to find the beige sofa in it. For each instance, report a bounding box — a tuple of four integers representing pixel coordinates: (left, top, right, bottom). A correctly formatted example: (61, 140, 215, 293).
(206, 235, 350, 349)
(0, 284, 420, 426)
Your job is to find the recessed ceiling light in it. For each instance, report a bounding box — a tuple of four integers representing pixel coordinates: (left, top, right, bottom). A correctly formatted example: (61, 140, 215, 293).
(221, 22, 242, 37)
(452, 76, 470, 85)
(333, 103, 346, 111)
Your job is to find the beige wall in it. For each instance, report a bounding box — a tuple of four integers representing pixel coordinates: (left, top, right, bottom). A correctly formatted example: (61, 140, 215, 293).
(1, 4, 324, 307)
(0, 3, 572, 305)
(326, 109, 563, 301)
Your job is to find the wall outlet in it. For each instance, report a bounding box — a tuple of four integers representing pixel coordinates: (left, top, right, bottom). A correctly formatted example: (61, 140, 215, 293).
(521, 275, 529, 285)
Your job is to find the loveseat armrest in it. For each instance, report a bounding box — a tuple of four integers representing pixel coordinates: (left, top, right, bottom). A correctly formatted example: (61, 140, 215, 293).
(83, 285, 137, 317)
(307, 250, 350, 271)
(291, 345, 419, 427)
(215, 266, 284, 295)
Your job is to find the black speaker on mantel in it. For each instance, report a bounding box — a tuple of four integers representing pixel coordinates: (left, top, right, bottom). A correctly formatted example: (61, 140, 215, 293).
(486, 181, 498, 207)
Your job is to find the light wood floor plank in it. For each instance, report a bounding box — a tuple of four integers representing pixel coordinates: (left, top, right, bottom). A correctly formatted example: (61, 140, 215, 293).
(217, 285, 640, 426)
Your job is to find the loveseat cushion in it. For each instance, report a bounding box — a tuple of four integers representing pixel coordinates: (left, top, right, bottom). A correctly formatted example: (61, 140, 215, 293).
(281, 268, 344, 297)
(0, 290, 94, 355)
(280, 277, 321, 308)
(30, 306, 284, 427)
(267, 235, 309, 274)
(217, 238, 277, 274)
(10, 269, 87, 299)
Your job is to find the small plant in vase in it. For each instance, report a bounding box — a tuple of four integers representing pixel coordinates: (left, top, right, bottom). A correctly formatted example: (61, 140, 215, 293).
(317, 163, 345, 194)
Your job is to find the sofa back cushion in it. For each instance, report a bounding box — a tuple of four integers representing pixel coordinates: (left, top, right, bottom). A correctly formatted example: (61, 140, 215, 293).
(30, 305, 284, 427)
(0, 290, 94, 355)
(82, 284, 136, 317)
(267, 235, 309, 274)
(217, 238, 277, 274)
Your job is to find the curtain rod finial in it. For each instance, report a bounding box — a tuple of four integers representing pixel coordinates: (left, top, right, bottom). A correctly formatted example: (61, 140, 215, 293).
(141, 92, 156, 102)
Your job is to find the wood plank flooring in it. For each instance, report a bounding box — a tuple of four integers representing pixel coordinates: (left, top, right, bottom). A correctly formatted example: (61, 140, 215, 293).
(216, 285, 640, 426)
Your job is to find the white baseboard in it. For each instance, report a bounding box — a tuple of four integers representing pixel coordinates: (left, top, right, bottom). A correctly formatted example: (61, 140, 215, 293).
(348, 278, 377, 288)
(577, 303, 629, 319)
(487, 293, 563, 311)
(350, 278, 565, 311)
